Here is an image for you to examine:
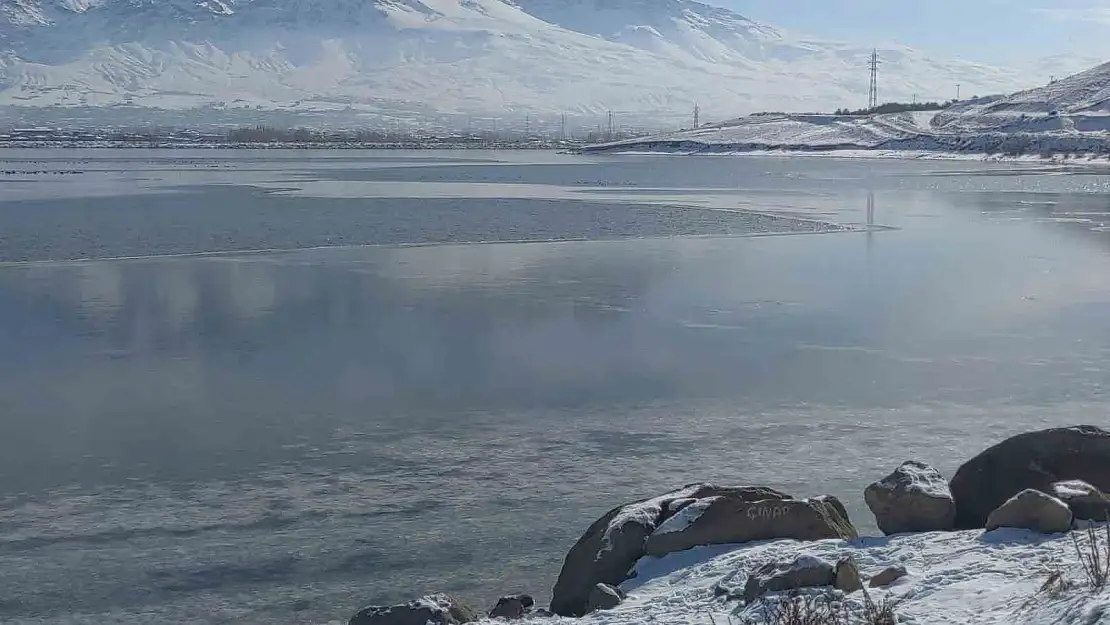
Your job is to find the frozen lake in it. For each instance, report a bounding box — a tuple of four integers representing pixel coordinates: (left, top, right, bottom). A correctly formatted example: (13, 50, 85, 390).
(2, 150, 1110, 623)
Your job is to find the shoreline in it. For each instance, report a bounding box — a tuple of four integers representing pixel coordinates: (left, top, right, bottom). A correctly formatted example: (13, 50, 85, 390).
(350, 426, 1110, 625)
(582, 147, 1110, 165)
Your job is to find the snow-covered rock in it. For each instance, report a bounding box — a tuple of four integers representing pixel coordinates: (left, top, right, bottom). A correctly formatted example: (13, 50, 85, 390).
(1050, 480, 1110, 523)
(739, 555, 835, 603)
(549, 484, 789, 617)
(486, 595, 534, 620)
(350, 594, 480, 625)
(865, 460, 956, 535)
(643, 496, 857, 557)
(0, 0, 1046, 123)
(985, 490, 1073, 535)
(868, 564, 908, 588)
(951, 426, 1110, 529)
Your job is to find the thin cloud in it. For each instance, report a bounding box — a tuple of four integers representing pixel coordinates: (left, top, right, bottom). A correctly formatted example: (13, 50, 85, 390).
(1031, 6, 1110, 24)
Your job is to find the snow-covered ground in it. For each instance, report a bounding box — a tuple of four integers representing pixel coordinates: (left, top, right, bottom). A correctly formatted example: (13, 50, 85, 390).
(516, 528, 1110, 625)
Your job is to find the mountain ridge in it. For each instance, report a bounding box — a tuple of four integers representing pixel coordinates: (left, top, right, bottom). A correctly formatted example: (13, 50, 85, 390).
(0, 0, 1091, 126)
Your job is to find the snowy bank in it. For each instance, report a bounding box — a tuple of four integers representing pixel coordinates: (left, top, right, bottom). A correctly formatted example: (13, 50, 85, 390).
(553, 526, 1110, 625)
(583, 61, 1110, 159)
(581, 110, 1110, 159)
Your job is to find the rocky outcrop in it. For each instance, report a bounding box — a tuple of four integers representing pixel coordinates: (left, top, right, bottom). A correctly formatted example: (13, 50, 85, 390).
(1049, 480, 1110, 522)
(985, 489, 1073, 534)
(585, 584, 624, 612)
(834, 557, 864, 593)
(349, 594, 479, 625)
(643, 496, 857, 557)
(487, 595, 534, 620)
(868, 565, 908, 588)
(949, 426, 1110, 529)
(865, 461, 956, 535)
(741, 556, 835, 603)
(549, 484, 790, 617)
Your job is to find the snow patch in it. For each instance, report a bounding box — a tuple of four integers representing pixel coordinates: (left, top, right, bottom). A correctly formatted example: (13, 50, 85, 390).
(652, 496, 720, 536)
(1054, 481, 1095, 499)
(597, 484, 704, 559)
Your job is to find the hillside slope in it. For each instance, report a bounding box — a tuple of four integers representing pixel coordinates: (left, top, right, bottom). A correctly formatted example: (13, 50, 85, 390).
(586, 60, 1110, 156)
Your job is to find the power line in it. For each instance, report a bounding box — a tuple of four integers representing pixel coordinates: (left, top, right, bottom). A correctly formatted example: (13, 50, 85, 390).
(693, 103, 700, 130)
(867, 49, 880, 111)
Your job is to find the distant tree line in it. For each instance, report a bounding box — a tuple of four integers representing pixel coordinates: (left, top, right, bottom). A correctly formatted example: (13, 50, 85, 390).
(834, 100, 956, 116)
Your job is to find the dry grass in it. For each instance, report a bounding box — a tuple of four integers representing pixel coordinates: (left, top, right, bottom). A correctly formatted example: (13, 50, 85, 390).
(858, 585, 900, 625)
(730, 588, 902, 625)
(739, 593, 847, 625)
(1037, 569, 1075, 599)
(1071, 522, 1110, 590)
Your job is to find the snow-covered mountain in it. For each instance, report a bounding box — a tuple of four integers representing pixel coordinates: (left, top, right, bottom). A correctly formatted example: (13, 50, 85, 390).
(0, 0, 1057, 125)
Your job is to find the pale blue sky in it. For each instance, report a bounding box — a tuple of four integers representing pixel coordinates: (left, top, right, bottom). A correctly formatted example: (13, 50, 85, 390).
(719, 0, 1110, 65)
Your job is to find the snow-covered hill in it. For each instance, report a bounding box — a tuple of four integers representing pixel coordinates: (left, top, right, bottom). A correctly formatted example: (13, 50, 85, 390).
(586, 60, 1110, 157)
(934, 62, 1110, 134)
(0, 0, 1041, 125)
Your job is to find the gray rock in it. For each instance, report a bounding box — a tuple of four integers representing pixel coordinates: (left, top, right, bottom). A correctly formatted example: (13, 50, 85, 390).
(985, 489, 1073, 534)
(742, 555, 836, 603)
(833, 557, 864, 593)
(1049, 480, 1110, 522)
(585, 583, 624, 613)
(349, 594, 479, 625)
(643, 496, 857, 557)
(549, 483, 790, 617)
(868, 565, 908, 588)
(811, 495, 853, 527)
(950, 426, 1110, 528)
(487, 595, 534, 620)
(865, 461, 956, 535)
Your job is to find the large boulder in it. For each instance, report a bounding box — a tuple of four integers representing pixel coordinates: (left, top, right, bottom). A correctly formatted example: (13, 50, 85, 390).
(985, 489, 1073, 534)
(834, 557, 864, 593)
(350, 594, 479, 625)
(1049, 480, 1110, 522)
(949, 426, 1110, 529)
(643, 496, 857, 556)
(865, 461, 956, 535)
(549, 483, 790, 617)
(741, 556, 836, 603)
